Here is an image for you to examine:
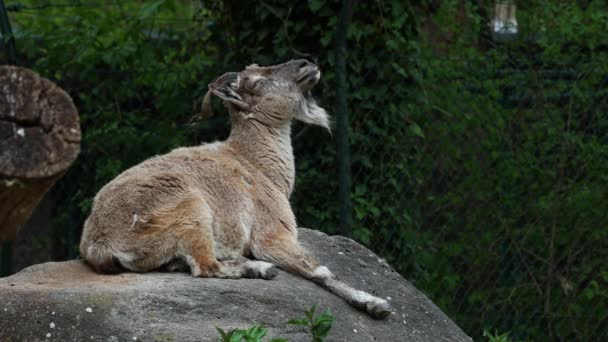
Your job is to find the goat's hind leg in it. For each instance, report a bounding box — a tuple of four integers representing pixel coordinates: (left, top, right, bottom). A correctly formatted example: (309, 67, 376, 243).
(175, 231, 279, 280)
(176, 226, 221, 277)
(176, 229, 277, 279)
(217, 258, 279, 279)
(251, 232, 392, 318)
(164, 248, 277, 279)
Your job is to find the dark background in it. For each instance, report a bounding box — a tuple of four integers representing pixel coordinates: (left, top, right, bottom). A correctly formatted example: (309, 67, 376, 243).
(1, 1, 607, 340)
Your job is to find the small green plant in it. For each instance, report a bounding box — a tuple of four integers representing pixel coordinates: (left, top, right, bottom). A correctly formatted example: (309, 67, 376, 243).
(287, 305, 335, 342)
(216, 305, 334, 342)
(216, 325, 287, 342)
(483, 330, 513, 342)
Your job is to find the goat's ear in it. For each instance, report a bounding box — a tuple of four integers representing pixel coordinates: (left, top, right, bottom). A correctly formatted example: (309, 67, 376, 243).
(297, 96, 331, 131)
(208, 72, 250, 111)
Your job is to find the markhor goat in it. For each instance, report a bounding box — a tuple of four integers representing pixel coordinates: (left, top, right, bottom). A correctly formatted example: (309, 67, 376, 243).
(79, 60, 392, 318)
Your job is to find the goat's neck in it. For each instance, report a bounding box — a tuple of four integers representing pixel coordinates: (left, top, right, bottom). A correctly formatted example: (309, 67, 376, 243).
(228, 118, 295, 197)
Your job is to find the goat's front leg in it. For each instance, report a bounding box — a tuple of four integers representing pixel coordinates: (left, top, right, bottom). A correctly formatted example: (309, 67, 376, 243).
(251, 230, 392, 318)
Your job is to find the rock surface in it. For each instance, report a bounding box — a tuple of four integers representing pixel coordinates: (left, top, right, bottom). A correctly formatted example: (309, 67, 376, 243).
(0, 228, 471, 342)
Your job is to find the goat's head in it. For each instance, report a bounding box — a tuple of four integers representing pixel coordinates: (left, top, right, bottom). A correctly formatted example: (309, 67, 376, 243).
(205, 60, 330, 130)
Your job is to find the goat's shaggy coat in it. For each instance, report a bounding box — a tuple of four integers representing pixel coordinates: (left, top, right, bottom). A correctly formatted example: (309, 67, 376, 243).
(80, 60, 392, 318)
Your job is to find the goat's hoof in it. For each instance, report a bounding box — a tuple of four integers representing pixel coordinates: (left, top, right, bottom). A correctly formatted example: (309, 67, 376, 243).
(367, 299, 392, 319)
(244, 262, 279, 280)
(261, 265, 279, 280)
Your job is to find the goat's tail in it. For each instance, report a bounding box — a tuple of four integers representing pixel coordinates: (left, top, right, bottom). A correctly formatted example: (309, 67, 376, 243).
(80, 236, 125, 274)
(80, 222, 128, 274)
(85, 244, 124, 274)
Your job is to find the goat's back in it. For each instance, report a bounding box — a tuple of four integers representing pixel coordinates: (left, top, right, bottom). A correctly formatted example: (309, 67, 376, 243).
(79, 141, 269, 270)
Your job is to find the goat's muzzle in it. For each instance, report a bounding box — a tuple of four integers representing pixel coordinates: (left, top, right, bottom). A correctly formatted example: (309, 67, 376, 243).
(297, 65, 321, 91)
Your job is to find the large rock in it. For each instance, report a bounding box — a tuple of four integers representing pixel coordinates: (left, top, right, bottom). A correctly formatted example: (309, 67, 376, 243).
(0, 229, 471, 342)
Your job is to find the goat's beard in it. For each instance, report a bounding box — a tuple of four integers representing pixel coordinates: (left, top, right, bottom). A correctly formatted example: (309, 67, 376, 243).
(296, 92, 331, 131)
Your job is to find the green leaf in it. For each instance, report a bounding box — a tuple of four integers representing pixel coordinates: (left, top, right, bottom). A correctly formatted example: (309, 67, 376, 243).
(286, 318, 308, 326)
(308, 0, 325, 12)
(312, 310, 334, 338)
(409, 123, 425, 138)
(305, 305, 317, 320)
(228, 330, 245, 342)
(245, 326, 267, 340)
(138, 0, 165, 20)
(320, 34, 332, 47)
(216, 327, 229, 342)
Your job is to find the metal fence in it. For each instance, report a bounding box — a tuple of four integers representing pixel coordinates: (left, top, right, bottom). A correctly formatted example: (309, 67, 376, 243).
(1, 1, 607, 341)
(350, 53, 608, 341)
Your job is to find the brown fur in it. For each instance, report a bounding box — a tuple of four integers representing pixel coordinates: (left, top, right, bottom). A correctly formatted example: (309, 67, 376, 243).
(79, 60, 392, 318)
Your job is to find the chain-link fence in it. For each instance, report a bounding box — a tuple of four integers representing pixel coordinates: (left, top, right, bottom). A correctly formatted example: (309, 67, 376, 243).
(353, 56, 608, 341)
(1, 1, 607, 341)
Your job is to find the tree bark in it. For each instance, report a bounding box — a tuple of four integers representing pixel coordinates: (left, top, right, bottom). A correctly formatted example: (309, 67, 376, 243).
(0, 66, 80, 241)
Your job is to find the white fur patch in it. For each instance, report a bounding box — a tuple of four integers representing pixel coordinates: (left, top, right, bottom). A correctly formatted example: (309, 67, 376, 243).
(351, 289, 387, 306)
(248, 261, 274, 273)
(352, 290, 375, 303)
(114, 251, 136, 263)
(239, 216, 252, 242)
(247, 74, 265, 83)
(86, 246, 96, 259)
(230, 75, 240, 89)
(313, 266, 333, 279)
(203, 141, 223, 153)
(130, 214, 138, 229)
(297, 98, 330, 131)
(130, 214, 148, 230)
(87, 244, 135, 270)
(312, 70, 321, 83)
(184, 255, 202, 276)
(239, 200, 254, 242)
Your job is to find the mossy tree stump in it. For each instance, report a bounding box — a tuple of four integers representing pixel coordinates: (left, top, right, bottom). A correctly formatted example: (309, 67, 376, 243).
(0, 66, 80, 241)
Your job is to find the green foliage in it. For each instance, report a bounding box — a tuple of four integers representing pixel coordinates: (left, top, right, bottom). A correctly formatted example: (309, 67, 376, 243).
(404, 2, 608, 340)
(216, 305, 333, 342)
(7, 0, 227, 257)
(287, 305, 334, 342)
(483, 330, 514, 342)
(216, 325, 287, 342)
(213, 1, 607, 340)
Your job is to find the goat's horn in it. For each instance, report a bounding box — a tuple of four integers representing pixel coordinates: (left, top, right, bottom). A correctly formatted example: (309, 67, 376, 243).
(188, 91, 214, 127)
(199, 90, 214, 119)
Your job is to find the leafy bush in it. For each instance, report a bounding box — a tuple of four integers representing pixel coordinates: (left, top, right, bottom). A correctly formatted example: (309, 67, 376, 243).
(217, 326, 286, 342)
(401, 2, 608, 340)
(7, 0, 227, 258)
(216, 305, 334, 342)
(483, 330, 514, 342)
(286, 305, 334, 342)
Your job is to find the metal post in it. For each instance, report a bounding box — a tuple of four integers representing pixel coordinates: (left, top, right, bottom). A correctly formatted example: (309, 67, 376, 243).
(0, 0, 17, 64)
(0, 241, 12, 277)
(334, 0, 355, 237)
(0, 0, 16, 276)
